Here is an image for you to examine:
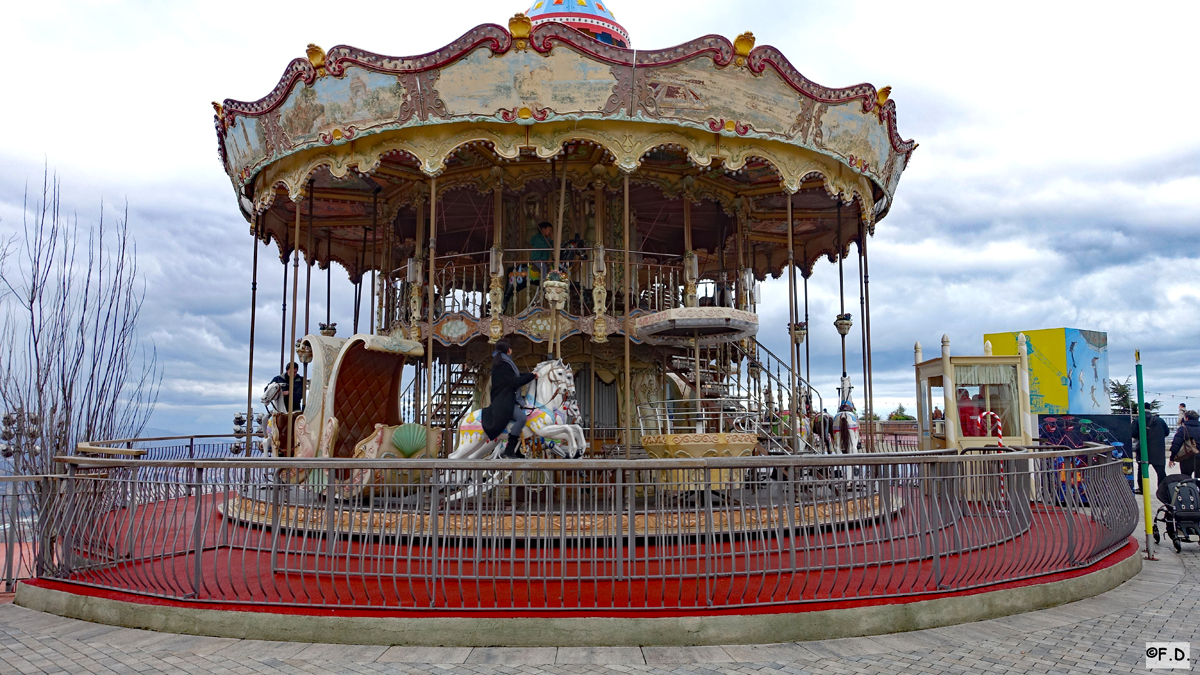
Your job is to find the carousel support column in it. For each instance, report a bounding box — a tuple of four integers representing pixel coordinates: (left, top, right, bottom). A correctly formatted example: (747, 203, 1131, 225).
(279, 231, 289, 374)
(325, 232, 332, 326)
(488, 181, 505, 343)
(549, 149, 570, 359)
(735, 208, 746, 310)
(287, 192, 302, 456)
(426, 176, 438, 457)
(590, 171, 608, 345)
(354, 226, 368, 334)
(785, 190, 799, 453)
(371, 187, 380, 334)
(304, 181, 313, 340)
(303, 182, 313, 390)
(245, 214, 260, 443)
(623, 172, 632, 460)
(857, 222, 869, 450)
(837, 202, 848, 378)
(803, 249, 811, 392)
(863, 223, 876, 445)
(683, 195, 696, 308)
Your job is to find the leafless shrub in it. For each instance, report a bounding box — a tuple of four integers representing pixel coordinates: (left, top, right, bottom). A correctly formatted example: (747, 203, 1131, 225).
(0, 169, 161, 476)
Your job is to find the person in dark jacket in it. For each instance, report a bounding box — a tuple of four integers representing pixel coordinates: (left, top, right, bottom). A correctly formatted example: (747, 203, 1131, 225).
(1168, 410, 1200, 478)
(1143, 411, 1170, 487)
(481, 339, 537, 459)
(269, 362, 304, 413)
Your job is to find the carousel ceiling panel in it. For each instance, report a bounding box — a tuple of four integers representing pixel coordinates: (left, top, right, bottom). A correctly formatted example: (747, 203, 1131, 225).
(216, 18, 914, 219)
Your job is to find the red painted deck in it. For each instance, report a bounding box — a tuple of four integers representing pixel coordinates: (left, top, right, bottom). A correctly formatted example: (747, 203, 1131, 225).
(32, 487, 1137, 617)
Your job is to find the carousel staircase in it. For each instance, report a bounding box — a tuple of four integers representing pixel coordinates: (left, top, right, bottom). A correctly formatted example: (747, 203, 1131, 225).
(729, 338, 824, 455)
(430, 363, 477, 429)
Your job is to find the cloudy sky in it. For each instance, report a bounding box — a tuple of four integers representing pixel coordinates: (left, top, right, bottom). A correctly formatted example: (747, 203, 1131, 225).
(2, 0, 1199, 435)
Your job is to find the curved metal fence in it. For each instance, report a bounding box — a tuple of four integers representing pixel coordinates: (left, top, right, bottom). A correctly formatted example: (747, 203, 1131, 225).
(21, 444, 1136, 612)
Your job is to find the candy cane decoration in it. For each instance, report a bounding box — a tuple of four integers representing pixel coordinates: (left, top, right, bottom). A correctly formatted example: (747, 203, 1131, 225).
(979, 411, 1008, 512)
(980, 411, 1003, 447)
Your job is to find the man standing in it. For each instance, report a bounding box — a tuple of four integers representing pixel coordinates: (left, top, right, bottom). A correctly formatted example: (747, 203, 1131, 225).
(1169, 410, 1200, 478)
(1178, 403, 1187, 428)
(1143, 410, 1170, 488)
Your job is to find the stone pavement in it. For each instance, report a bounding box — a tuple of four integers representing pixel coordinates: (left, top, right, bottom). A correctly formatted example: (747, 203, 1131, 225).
(0, 497, 1193, 674)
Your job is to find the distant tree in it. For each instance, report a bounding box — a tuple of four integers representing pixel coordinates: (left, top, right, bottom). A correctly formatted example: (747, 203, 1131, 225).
(887, 404, 915, 421)
(1108, 377, 1160, 414)
(0, 170, 161, 478)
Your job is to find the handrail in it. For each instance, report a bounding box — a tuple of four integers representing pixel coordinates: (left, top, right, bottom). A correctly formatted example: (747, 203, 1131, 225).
(57, 443, 1107, 470)
(81, 433, 259, 447)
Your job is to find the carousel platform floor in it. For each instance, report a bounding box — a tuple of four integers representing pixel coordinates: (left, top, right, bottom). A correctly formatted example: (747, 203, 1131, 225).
(30, 489, 1127, 617)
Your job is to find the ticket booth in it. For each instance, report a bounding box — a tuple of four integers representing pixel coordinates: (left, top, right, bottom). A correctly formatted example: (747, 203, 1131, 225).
(914, 334, 1035, 452)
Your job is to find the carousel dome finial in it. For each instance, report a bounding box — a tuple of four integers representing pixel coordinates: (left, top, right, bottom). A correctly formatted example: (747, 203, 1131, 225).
(524, 0, 630, 47)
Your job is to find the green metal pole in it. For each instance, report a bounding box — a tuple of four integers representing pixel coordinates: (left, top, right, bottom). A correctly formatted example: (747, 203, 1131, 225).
(1135, 350, 1153, 558)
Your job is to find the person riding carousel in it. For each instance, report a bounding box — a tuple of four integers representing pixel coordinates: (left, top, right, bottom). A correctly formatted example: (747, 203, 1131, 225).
(266, 362, 304, 413)
(481, 339, 538, 459)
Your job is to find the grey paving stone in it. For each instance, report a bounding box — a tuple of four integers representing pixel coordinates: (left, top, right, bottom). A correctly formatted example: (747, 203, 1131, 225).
(463, 647, 558, 665)
(376, 646, 473, 663)
(555, 647, 646, 664)
(292, 643, 389, 662)
(642, 646, 735, 664)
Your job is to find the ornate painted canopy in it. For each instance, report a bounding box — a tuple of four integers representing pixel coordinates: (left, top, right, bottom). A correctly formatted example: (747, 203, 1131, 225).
(213, 14, 915, 279)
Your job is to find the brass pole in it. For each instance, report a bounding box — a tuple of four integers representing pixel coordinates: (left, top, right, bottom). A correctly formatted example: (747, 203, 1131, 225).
(371, 188, 379, 334)
(287, 192, 302, 456)
(426, 176, 438, 456)
(623, 172, 632, 459)
(325, 231, 331, 326)
(837, 202, 846, 377)
(279, 231, 288, 374)
(305, 181, 313, 340)
(246, 214, 260, 441)
(552, 149, 569, 359)
(785, 190, 799, 453)
(863, 223, 876, 443)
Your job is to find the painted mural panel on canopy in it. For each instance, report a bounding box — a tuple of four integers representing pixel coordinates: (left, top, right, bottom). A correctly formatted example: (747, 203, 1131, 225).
(819, 104, 890, 177)
(437, 47, 619, 117)
(224, 115, 268, 179)
(642, 56, 803, 137)
(280, 67, 407, 146)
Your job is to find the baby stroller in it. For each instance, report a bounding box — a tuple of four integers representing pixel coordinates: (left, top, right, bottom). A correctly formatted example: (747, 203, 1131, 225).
(1154, 474, 1200, 552)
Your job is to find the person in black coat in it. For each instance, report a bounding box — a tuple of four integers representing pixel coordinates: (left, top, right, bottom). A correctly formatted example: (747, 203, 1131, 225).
(481, 339, 537, 459)
(1143, 411, 1170, 487)
(1168, 410, 1200, 478)
(269, 362, 305, 413)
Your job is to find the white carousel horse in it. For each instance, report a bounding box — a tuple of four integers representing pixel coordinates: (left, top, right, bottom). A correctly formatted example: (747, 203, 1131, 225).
(449, 359, 587, 460)
(830, 375, 861, 454)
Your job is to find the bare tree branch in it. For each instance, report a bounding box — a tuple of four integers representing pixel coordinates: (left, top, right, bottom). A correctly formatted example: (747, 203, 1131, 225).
(0, 169, 161, 476)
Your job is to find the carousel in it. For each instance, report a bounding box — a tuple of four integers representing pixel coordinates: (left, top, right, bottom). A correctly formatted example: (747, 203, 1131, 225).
(214, 1, 917, 495)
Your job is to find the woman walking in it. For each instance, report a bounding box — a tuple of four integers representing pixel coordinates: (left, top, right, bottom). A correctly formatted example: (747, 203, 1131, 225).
(481, 339, 537, 459)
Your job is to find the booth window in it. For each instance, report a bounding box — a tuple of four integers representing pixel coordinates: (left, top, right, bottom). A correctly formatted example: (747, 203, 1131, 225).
(953, 364, 1019, 438)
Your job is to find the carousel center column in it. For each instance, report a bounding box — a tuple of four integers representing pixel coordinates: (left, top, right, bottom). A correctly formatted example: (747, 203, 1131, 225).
(425, 176, 438, 457)
(487, 170, 505, 343)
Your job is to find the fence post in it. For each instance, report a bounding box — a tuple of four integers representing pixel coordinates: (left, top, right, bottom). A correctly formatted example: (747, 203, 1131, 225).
(63, 464, 77, 575)
(4, 480, 17, 592)
(615, 468, 624, 580)
(324, 468, 335, 558)
(269, 467, 281, 572)
(190, 467, 204, 598)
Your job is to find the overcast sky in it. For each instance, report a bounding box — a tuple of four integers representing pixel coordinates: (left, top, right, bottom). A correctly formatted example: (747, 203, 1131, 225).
(2, 0, 1199, 435)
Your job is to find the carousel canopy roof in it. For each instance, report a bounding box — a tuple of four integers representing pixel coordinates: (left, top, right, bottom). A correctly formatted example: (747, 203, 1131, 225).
(526, 0, 629, 47)
(213, 13, 916, 280)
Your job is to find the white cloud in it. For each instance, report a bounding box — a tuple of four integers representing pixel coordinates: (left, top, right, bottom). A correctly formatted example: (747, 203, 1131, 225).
(2, 0, 1199, 432)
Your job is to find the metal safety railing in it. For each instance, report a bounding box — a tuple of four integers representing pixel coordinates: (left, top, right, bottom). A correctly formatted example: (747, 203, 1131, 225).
(1, 475, 46, 592)
(24, 444, 1136, 612)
